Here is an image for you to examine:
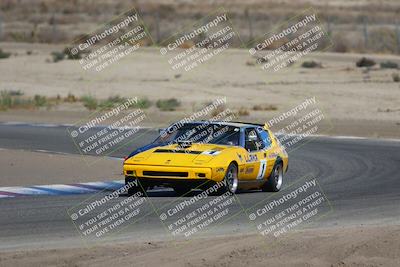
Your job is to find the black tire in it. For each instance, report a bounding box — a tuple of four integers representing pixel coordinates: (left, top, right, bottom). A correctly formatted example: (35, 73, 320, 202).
(262, 162, 283, 192)
(125, 177, 147, 196)
(222, 163, 239, 194)
(172, 185, 191, 196)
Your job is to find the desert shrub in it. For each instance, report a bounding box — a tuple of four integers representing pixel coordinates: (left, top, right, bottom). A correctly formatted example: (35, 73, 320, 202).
(63, 47, 82, 60)
(209, 103, 227, 117)
(48, 95, 62, 106)
(156, 98, 180, 111)
(51, 51, 65, 62)
(0, 49, 11, 59)
(252, 104, 278, 111)
(237, 108, 250, 116)
(134, 98, 152, 109)
(80, 95, 98, 110)
(33, 95, 47, 107)
(7, 90, 23, 96)
(0, 91, 12, 110)
(0, 91, 48, 110)
(51, 47, 83, 62)
(107, 95, 127, 103)
(10, 97, 34, 109)
(246, 60, 256, 66)
(99, 95, 127, 109)
(380, 61, 398, 69)
(392, 73, 400, 82)
(301, 61, 322, 68)
(356, 57, 376, 67)
(64, 93, 78, 102)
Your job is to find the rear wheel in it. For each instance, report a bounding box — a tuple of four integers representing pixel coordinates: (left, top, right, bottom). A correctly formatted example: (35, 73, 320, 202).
(262, 162, 283, 192)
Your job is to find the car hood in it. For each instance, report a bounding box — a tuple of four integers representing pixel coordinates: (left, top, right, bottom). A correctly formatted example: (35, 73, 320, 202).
(125, 143, 232, 166)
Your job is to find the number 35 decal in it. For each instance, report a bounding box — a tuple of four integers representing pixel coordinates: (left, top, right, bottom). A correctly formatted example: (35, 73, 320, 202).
(256, 159, 267, 180)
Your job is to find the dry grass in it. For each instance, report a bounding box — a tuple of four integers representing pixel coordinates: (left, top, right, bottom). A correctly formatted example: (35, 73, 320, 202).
(0, 90, 48, 110)
(237, 107, 250, 116)
(156, 98, 180, 111)
(380, 61, 398, 69)
(209, 103, 227, 118)
(252, 104, 278, 111)
(301, 61, 322, 68)
(0, 91, 152, 111)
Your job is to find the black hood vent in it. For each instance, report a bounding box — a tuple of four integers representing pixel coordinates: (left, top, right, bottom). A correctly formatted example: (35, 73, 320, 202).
(154, 149, 202, 154)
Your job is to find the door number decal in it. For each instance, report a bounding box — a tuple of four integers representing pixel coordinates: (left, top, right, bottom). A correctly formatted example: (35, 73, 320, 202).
(257, 159, 267, 179)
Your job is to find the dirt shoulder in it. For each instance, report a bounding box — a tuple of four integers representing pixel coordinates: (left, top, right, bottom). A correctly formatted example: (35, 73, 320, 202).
(0, 224, 398, 267)
(0, 149, 121, 187)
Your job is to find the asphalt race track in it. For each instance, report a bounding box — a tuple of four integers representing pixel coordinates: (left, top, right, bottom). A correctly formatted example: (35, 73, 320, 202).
(0, 123, 399, 250)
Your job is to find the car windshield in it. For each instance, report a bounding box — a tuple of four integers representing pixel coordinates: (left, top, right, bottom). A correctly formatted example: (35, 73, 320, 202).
(155, 123, 240, 146)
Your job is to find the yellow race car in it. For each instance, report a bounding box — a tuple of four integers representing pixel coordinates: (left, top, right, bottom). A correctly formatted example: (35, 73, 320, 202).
(123, 121, 288, 195)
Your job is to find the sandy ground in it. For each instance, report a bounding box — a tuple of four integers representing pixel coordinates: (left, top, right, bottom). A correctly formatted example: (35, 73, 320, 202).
(0, 224, 398, 267)
(0, 43, 399, 138)
(0, 149, 121, 187)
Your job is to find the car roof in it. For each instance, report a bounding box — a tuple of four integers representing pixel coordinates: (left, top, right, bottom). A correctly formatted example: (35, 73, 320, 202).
(188, 120, 265, 128)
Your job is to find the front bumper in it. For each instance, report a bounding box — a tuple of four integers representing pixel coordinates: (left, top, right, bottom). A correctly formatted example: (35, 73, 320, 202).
(123, 164, 223, 182)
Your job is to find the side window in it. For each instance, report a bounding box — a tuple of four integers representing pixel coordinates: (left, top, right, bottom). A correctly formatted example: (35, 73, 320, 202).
(245, 128, 265, 152)
(256, 128, 272, 148)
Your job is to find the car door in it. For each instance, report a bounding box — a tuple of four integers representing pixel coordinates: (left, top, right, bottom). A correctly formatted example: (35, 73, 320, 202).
(242, 127, 269, 180)
(256, 127, 275, 179)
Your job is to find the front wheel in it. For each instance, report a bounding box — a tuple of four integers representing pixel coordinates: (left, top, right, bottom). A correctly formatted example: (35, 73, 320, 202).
(223, 163, 239, 194)
(262, 162, 283, 192)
